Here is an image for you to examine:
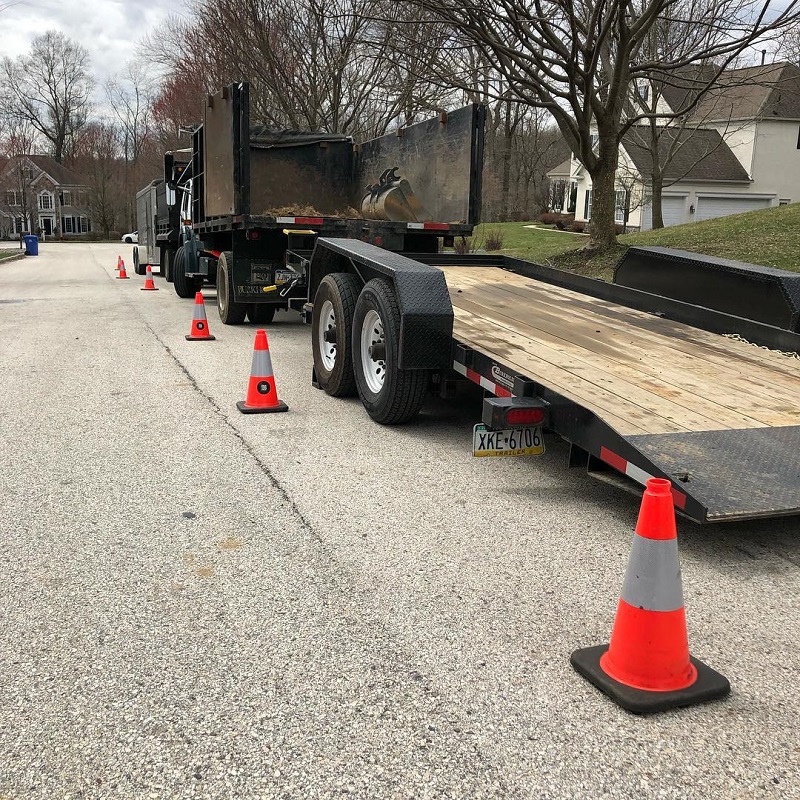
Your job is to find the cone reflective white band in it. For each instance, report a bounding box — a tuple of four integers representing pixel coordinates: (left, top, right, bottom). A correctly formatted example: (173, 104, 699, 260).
(619, 536, 684, 612)
(193, 304, 207, 320)
(251, 349, 273, 377)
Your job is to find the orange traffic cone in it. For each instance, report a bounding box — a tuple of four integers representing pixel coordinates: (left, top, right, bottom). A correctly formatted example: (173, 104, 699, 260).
(237, 329, 288, 414)
(117, 260, 129, 279)
(141, 264, 159, 291)
(570, 477, 729, 714)
(185, 292, 215, 341)
(116, 255, 122, 271)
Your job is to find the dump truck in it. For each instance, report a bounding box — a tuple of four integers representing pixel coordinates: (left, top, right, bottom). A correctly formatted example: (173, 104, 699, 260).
(302, 239, 800, 524)
(144, 82, 484, 324)
(133, 149, 191, 278)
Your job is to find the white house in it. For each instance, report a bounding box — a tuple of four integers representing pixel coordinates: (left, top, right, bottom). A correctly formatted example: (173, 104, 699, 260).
(547, 62, 800, 230)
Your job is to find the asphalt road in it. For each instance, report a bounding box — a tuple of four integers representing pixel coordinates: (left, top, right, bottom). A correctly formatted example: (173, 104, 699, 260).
(1, 243, 798, 800)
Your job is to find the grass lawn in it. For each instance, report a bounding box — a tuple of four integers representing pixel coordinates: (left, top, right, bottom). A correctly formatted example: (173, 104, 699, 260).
(467, 202, 800, 281)
(0, 248, 23, 261)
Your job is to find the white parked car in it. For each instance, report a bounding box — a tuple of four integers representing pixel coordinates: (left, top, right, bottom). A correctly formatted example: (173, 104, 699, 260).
(122, 231, 138, 244)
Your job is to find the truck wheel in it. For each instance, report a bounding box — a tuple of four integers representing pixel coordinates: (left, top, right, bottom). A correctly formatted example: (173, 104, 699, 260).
(133, 246, 145, 275)
(173, 245, 202, 298)
(312, 273, 360, 397)
(247, 304, 276, 325)
(160, 247, 174, 282)
(352, 278, 428, 424)
(217, 251, 247, 324)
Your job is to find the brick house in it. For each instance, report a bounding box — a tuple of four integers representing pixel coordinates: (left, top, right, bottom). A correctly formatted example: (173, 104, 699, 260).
(0, 155, 93, 239)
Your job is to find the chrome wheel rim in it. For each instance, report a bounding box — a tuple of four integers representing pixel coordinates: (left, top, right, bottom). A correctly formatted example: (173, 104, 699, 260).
(360, 309, 385, 394)
(319, 300, 337, 371)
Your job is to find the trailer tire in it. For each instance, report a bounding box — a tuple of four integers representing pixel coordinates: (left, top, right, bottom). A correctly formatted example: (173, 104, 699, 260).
(352, 278, 428, 424)
(217, 251, 247, 324)
(312, 273, 360, 397)
(173, 245, 202, 298)
(161, 247, 174, 282)
(247, 304, 276, 325)
(133, 246, 145, 275)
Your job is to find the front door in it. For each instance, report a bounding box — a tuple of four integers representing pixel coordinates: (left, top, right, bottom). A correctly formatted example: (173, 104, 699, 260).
(39, 217, 53, 236)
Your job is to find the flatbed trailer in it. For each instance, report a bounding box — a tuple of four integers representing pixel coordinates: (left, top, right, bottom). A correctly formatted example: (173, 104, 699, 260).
(305, 239, 800, 524)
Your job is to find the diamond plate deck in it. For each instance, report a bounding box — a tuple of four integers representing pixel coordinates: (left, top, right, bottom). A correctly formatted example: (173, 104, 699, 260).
(628, 426, 800, 521)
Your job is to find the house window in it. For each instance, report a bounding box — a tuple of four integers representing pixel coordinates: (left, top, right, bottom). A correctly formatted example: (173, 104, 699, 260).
(549, 179, 567, 212)
(61, 191, 72, 206)
(38, 192, 54, 211)
(13, 217, 26, 234)
(589, 134, 599, 150)
(779, 198, 791, 205)
(614, 190, 628, 224)
(6, 191, 20, 206)
(62, 215, 75, 233)
(79, 216, 90, 233)
(637, 81, 650, 102)
(584, 189, 592, 219)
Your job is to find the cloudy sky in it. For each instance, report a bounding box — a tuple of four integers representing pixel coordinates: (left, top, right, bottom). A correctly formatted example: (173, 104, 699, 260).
(0, 0, 181, 88)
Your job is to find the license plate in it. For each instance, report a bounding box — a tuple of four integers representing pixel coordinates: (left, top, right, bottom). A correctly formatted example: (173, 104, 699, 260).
(472, 423, 545, 458)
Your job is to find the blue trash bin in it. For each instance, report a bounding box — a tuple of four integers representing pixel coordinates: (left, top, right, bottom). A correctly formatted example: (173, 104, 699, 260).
(24, 234, 39, 256)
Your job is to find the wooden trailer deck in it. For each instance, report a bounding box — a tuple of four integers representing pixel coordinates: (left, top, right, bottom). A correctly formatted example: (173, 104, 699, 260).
(442, 266, 800, 437)
(441, 265, 800, 522)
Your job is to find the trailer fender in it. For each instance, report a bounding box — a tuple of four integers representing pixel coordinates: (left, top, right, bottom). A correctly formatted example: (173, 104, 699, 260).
(309, 238, 453, 370)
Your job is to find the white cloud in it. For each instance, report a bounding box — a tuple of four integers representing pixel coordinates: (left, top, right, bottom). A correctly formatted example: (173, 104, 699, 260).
(0, 0, 181, 95)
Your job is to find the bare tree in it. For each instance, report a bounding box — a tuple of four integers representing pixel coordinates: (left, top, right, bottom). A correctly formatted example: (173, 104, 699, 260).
(402, 0, 800, 250)
(1, 30, 93, 164)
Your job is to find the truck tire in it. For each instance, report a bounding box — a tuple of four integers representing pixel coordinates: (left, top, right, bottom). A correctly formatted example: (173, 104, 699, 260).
(247, 304, 276, 325)
(352, 278, 428, 424)
(173, 245, 202, 298)
(216, 251, 247, 324)
(160, 247, 174, 282)
(312, 273, 360, 397)
(133, 246, 145, 275)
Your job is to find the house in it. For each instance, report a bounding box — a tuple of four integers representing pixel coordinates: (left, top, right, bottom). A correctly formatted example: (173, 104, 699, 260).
(547, 62, 800, 230)
(0, 155, 93, 239)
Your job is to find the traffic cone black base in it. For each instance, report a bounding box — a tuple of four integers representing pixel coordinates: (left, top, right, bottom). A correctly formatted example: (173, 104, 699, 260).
(236, 399, 288, 414)
(570, 644, 730, 715)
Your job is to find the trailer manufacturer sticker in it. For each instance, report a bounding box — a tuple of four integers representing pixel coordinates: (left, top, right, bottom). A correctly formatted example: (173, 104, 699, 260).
(473, 423, 545, 458)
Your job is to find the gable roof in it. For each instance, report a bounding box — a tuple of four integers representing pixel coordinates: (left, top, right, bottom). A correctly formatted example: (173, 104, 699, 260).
(621, 126, 751, 182)
(26, 155, 86, 186)
(661, 62, 800, 121)
(546, 158, 572, 179)
(1, 154, 86, 187)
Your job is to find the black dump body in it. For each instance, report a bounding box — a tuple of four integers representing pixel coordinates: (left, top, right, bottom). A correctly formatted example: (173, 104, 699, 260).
(192, 82, 483, 233)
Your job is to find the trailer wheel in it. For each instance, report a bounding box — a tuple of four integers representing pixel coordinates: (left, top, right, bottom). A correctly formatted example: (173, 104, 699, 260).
(247, 304, 276, 325)
(133, 246, 145, 275)
(352, 278, 428, 424)
(217, 251, 247, 324)
(312, 273, 360, 397)
(173, 245, 202, 298)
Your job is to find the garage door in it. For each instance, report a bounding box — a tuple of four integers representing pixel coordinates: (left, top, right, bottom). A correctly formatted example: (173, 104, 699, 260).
(694, 196, 771, 221)
(640, 196, 687, 230)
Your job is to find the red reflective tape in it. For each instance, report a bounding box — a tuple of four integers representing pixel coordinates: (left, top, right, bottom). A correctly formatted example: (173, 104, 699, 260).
(600, 446, 628, 473)
(465, 367, 482, 385)
(495, 385, 512, 398)
(671, 488, 687, 510)
(423, 222, 450, 230)
(294, 217, 324, 225)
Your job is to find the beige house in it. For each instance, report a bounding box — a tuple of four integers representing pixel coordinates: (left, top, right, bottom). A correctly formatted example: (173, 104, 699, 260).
(548, 62, 800, 230)
(0, 155, 93, 239)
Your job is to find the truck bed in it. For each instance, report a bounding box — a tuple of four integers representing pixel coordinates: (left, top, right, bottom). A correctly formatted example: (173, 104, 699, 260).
(441, 266, 800, 522)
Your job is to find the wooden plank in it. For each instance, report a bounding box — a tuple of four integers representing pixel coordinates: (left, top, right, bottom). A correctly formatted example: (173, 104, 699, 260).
(447, 267, 800, 385)
(443, 267, 800, 426)
(451, 307, 675, 435)
(451, 295, 765, 433)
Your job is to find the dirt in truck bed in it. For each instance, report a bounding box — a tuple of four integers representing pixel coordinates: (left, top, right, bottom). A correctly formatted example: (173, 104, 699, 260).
(264, 204, 362, 218)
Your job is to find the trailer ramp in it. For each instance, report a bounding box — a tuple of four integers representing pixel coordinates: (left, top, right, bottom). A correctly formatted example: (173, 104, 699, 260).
(440, 265, 800, 523)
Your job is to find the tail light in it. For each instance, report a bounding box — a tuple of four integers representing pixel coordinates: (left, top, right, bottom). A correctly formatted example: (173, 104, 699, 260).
(482, 396, 549, 429)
